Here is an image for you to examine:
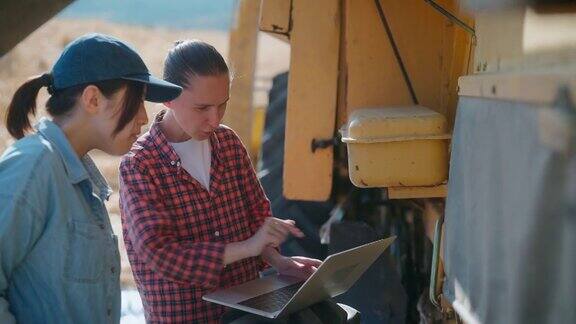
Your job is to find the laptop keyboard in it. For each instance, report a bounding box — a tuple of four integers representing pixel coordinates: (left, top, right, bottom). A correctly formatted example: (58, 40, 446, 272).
(238, 282, 303, 313)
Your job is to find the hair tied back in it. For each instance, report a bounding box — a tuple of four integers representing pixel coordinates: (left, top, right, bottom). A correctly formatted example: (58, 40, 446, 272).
(40, 73, 55, 95)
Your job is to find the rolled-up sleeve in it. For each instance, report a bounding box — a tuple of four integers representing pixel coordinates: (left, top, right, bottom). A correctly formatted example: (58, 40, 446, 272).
(234, 138, 275, 270)
(237, 140, 272, 237)
(119, 158, 225, 288)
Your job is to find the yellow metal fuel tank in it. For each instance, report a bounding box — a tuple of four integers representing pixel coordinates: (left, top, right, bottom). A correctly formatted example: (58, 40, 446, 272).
(341, 106, 450, 188)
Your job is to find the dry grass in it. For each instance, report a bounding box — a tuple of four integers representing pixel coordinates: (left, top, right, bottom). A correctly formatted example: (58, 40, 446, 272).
(0, 18, 289, 287)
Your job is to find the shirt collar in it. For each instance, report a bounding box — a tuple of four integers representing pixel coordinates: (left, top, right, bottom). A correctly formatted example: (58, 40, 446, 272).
(35, 118, 112, 199)
(36, 118, 89, 184)
(150, 110, 222, 163)
(82, 155, 113, 201)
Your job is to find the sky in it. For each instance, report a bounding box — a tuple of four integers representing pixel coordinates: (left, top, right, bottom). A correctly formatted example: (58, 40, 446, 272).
(59, 0, 237, 30)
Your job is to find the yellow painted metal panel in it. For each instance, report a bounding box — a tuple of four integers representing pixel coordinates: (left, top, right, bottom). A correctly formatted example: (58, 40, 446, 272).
(446, 12, 475, 128)
(341, 107, 450, 188)
(388, 185, 447, 199)
(335, 0, 349, 131)
(340, 0, 470, 127)
(259, 0, 291, 42)
(344, 0, 412, 113)
(283, 0, 340, 201)
(250, 106, 266, 161)
(344, 106, 450, 141)
(345, 141, 449, 187)
(225, 0, 261, 145)
(379, 0, 456, 116)
(344, 0, 472, 129)
(340, 0, 472, 196)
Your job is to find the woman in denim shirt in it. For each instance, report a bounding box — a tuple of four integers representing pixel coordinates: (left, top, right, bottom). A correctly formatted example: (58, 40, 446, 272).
(0, 33, 181, 324)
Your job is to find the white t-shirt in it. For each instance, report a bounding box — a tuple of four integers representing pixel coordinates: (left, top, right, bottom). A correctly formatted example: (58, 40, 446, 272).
(169, 138, 211, 190)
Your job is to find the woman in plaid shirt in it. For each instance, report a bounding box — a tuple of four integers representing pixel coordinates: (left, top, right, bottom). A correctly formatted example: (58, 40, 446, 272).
(119, 40, 321, 323)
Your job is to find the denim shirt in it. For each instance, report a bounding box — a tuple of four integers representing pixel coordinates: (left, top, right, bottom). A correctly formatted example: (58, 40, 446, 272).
(0, 119, 121, 324)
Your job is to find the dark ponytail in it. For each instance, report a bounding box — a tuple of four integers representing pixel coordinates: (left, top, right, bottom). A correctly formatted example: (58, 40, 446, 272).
(5, 73, 52, 139)
(5, 75, 144, 140)
(163, 40, 229, 88)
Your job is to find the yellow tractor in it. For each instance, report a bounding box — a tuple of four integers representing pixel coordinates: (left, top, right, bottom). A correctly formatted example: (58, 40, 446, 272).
(225, 1, 576, 323)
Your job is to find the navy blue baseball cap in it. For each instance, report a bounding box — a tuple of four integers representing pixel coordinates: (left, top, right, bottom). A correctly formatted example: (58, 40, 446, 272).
(51, 33, 181, 102)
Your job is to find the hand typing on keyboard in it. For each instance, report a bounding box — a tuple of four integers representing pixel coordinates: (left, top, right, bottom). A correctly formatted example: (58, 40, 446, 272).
(246, 218, 305, 256)
(272, 256, 321, 280)
(257, 220, 321, 280)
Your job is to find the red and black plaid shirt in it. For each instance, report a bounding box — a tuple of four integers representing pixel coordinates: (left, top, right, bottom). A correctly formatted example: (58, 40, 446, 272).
(119, 111, 271, 323)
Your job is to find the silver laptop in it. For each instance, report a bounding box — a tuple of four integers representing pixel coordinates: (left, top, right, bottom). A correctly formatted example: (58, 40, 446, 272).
(203, 236, 396, 319)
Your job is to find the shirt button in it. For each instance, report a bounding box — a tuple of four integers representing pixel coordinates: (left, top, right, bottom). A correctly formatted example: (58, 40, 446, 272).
(170, 161, 175, 166)
(215, 231, 220, 237)
(99, 224, 105, 230)
(111, 267, 115, 274)
(107, 308, 112, 316)
(176, 161, 181, 167)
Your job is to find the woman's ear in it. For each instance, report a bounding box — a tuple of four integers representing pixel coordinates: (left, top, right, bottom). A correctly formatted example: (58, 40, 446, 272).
(80, 85, 103, 115)
(164, 100, 173, 108)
